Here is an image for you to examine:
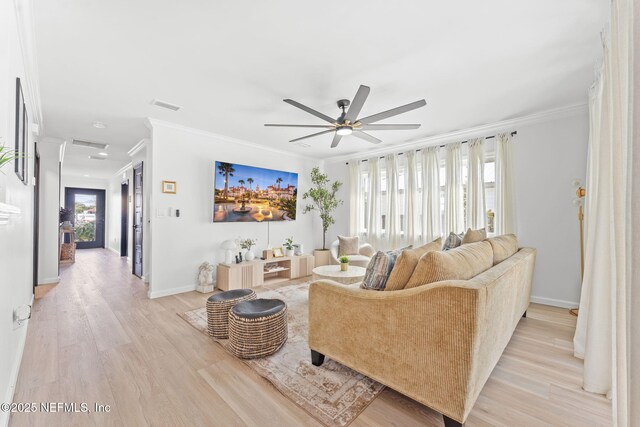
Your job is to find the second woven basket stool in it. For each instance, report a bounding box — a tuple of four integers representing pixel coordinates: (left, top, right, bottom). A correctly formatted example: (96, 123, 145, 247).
(228, 298, 288, 359)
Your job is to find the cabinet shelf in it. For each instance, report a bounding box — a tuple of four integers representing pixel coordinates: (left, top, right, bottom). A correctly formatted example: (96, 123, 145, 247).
(216, 254, 315, 291)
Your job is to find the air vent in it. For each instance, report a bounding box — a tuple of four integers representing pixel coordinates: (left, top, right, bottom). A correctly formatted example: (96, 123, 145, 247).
(151, 99, 182, 111)
(88, 155, 106, 160)
(72, 139, 109, 150)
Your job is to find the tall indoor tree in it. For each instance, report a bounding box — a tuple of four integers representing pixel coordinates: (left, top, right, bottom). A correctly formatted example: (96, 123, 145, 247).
(302, 167, 343, 250)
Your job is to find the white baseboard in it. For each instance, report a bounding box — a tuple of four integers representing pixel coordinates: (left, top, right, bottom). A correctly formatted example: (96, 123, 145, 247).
(148, 284, 197, 299)
(531, 295, 579, 309)
(37, 277, 60, 286)
(2, 294, 34, 427)
(107, 247, 121, 256)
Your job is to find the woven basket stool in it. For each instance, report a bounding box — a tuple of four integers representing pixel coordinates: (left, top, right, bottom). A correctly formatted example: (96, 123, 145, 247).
(228, 299, 288, 359)
(206, 289, 256, 339)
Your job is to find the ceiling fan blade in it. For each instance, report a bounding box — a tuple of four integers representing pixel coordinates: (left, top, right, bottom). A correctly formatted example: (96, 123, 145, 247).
(330, 133, 343, 148)
(344, 85, 370, 123)
(265, 124, 334, 128)
(283, 99, 336, 123)
(361, 124, 421, 130)
(357, 99, 427, 124)
(289, 129, 334, 143)
(352, 130, 382, 144)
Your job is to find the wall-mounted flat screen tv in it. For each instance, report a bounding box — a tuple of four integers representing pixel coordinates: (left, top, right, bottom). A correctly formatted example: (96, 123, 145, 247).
(213, 161, 298, 222)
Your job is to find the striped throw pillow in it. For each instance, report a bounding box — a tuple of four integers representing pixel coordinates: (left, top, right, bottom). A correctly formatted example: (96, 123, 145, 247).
(360, 247, 406, 291)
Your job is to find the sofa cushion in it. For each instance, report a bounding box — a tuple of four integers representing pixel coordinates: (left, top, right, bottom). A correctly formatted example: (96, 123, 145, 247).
(360, 248, 404, 291)
(487, 234, 518, 265)
(442, 232, 463, 250)
(462, 227, 486, 244)
(404, 241, 493, 289)
(338, 235, 360, 256)
(384, 238, 442, 291)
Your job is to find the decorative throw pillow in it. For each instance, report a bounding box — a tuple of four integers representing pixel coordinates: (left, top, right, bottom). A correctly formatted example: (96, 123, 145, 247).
(338, 235, 360, 256)
(360, 248, 404, 291)
(487, 234, 518, 265)
(404, 241, 493, 289)
(462, 227, 486, 245)
(442, 232, 463, 250)
(384, 238, 442, 291)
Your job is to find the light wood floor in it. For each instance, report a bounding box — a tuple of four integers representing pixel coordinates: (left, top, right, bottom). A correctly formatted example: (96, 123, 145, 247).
(11, 249, 611, 427)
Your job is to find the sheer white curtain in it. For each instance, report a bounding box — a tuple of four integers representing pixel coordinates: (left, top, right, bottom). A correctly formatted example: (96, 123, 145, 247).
(366, 157, 382, 249)
(421, 146, 441, 241)
(444, 142, 464, 234)
(495, 133, 516, 234)
(574, 1, 636, 424)
(466, 138, 486, 230)
(404, 150, 419, 246)
(384, 154, 400, 249)
(348, 161, 361, 236)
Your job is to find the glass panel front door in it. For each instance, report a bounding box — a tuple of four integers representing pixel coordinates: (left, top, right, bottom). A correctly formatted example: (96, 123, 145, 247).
(74, 193, 97, 243)
(64, 187, 106, 249)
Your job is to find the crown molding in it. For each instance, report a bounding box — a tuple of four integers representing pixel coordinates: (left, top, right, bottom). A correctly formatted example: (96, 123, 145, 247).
(114, 162, 133, 177)
(146, 117, 319, 162)
(324, 103, 589, 164)
(127, 139, 147, 157)
(13, 0, 44, 130)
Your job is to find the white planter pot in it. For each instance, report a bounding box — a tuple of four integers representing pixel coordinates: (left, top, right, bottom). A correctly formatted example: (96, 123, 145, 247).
(314, 249, 331, 267)
(285, 249, 295, 257)
(245, 250, 255, 261)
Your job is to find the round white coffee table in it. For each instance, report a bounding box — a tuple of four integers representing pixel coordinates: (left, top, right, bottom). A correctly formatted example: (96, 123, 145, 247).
(312, 265, 367, 285)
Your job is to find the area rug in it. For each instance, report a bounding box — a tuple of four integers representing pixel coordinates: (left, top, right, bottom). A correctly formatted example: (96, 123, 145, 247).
(179, 282, 384, 427)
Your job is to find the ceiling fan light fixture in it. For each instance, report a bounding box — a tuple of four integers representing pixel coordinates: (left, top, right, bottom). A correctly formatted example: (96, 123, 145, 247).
(336, 126, 352, 136)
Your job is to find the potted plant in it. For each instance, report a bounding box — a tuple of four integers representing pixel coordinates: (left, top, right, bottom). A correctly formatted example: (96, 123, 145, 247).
(59, 207, 74, 230)
(238, 237, 257, 261)
(0, 143, 18, 171)
(302, 167, 343, 266)
(338, 255, 349, 271)
(283, 237, 295, 257)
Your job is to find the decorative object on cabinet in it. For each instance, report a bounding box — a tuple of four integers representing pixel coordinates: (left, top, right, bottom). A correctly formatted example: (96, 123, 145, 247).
(238, 237, 257, 261)
(272, 247, 284, 258)
(221, 239, 237, 264)
(283, 237, 295, 256)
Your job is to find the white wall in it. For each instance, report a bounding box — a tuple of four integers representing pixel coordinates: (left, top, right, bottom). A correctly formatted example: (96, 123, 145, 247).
(0, 1, 38, 424)
(324, 108, 588, 308)
(37, 140, 63, 285)
(106, 167, 133, 257)
(147, 120, 322, 298)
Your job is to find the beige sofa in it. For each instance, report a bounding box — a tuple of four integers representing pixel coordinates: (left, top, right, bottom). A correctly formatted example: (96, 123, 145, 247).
(308, 245, 536, 426)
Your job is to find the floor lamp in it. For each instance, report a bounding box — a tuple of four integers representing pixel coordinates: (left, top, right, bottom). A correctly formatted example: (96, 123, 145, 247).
(570, 180, 586, 317)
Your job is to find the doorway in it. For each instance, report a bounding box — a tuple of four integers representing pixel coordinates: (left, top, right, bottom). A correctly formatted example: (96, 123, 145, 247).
(132, 163, 143, 278)
(120, 180, 129, 257)
(33, 144, 40, 292)
(64, 187, 106, 249)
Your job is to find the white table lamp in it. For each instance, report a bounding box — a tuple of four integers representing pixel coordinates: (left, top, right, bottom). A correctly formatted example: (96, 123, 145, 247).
(221, 240, 237, 264)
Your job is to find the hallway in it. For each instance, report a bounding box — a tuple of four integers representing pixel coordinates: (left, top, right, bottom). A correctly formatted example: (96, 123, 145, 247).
(10, 249, 612, 426)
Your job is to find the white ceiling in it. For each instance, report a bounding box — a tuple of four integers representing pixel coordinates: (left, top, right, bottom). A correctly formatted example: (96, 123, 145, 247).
(34, 0, 608, 178)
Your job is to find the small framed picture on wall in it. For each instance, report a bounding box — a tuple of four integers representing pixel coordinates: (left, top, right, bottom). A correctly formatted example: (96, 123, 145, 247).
(162, 180, 177, 194)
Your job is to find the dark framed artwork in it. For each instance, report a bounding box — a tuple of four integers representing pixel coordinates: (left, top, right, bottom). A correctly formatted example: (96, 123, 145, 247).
(14, 77, 28, 185)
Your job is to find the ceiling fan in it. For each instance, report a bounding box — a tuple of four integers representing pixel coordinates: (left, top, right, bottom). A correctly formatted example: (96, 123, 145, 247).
(265, 85, 426, 148)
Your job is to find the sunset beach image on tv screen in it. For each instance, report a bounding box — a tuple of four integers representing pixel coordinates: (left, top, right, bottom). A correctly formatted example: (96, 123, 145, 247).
(213, 161, 298, 222)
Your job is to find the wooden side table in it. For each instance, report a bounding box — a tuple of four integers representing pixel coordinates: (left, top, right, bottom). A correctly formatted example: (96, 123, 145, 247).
(59, 228, 76, 264)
